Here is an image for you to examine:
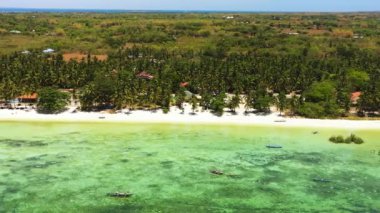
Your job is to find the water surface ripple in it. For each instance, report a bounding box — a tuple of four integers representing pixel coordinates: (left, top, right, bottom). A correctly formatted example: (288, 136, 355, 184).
(0, 122, 379, 212)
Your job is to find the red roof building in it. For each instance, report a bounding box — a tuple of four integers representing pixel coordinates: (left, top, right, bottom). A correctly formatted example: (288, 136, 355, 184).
(18, 93, 38, 103)
(351, 92, 361, 104)
(180, 82, 189, 87)
(136, 71, 154, 80)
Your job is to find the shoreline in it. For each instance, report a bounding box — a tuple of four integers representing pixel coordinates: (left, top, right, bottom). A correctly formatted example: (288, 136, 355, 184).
(1, 106, 379, 130)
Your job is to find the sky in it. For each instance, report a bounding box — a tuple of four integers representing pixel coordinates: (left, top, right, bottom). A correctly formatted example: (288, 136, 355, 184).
(0, 0, 379, 12)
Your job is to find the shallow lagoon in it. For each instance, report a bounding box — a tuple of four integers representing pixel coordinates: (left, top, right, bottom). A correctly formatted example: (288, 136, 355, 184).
(0, 122, 379, 212)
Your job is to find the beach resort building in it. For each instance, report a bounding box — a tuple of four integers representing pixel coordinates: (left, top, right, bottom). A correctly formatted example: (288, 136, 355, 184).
(18, 93, 38, 103)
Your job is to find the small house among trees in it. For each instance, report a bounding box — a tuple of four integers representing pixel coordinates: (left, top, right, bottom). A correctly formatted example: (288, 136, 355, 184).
(43, 48, 55, 54)
(18, 93, 38, 103)
(180, 82, 189, 87)
(351, 92, 361, 104)
(136, 71, 154, 80)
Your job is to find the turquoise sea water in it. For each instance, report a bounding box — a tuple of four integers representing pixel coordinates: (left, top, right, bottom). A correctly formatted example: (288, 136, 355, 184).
(0, 122, 379, 212)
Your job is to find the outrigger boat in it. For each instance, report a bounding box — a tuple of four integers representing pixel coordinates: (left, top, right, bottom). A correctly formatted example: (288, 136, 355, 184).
(266, 144, 283, 149)
(107, 192, 133, 198)
(210, 170, 224, 175)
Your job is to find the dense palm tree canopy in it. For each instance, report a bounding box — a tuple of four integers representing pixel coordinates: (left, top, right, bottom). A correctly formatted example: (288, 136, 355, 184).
(0, 45, 379, 118)
(0, 13, 379, 118)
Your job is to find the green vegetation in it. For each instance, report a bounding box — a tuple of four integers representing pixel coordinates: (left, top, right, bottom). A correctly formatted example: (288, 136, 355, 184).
(329, 134, 364, 144)
(227, 94, 241, 113)
(0, 13, 379, 55)
(210, 93, 226, 116)
(0, 13, 379, 118)
(37, 88, 70, 114)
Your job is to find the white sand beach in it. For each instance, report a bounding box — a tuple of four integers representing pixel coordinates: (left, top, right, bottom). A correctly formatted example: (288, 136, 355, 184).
(0, 103, 379, 130)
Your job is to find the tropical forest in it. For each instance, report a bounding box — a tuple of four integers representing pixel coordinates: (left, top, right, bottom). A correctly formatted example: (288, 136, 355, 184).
(0, 12, 379, 118)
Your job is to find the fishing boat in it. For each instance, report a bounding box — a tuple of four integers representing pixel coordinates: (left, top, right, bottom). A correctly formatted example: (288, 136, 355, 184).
(266, 144, 283, 149)
(107, 192, 133, 198)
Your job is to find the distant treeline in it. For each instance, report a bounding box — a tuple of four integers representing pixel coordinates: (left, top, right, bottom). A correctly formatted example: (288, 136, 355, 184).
(0, 13, 379, 55)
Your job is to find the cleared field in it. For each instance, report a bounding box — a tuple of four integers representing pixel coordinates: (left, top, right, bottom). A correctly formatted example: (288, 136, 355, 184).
(0, 13, 378, 55)
(62, 52, 108, 62)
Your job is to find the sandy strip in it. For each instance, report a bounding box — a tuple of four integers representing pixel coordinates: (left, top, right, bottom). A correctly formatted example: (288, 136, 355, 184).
(0, 105, 379, 130)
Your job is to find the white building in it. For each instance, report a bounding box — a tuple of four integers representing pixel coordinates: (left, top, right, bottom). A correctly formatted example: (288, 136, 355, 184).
(43, 48, 55, 53)
(9, 30, 21, 34)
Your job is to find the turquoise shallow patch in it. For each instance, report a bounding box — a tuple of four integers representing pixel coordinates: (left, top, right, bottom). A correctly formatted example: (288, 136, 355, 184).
(0, 122, 379, 212)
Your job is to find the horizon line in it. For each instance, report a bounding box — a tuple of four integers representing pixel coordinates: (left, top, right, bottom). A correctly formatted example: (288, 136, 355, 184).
(0, 7, 379, 13)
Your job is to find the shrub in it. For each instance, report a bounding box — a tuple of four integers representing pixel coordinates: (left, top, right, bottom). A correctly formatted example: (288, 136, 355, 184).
(304, 81, 336, 103)
(37, 88, 70, 114)
(329, 134, 364, 144)
(329, 136, 337, 143)
(353, 137, 364, 144)
(210, 94, 226, 116)
(162, 107, 170, 114)
(336, 136, 345, 143)
(344, 137, 352, 144)
(129, 31, 174, 43)
(55, 28, 66, 36)
(299, 102, 325, 118)
(329, 135, 344, 143)
(349, 134, 365, 144)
